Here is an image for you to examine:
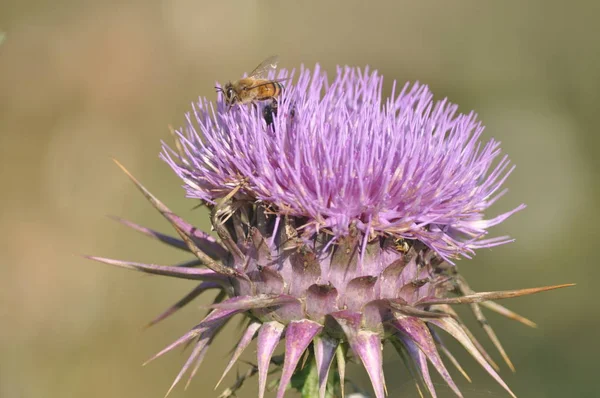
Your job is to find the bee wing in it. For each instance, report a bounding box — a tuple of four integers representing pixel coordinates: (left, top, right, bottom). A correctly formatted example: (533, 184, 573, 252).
(248, 55, 280, 79)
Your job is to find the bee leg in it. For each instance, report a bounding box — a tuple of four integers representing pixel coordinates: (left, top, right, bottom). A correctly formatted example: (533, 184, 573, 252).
(262, 99, 278, 129)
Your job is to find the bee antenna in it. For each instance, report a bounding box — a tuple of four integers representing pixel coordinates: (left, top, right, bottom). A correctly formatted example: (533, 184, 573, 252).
(215, 86, 223, 93)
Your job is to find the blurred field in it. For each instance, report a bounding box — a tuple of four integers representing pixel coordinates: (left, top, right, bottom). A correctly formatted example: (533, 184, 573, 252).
(1, 1, 598, 397)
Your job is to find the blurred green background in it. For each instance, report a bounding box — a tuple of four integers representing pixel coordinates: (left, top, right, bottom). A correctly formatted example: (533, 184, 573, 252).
(1, 1, 597, 397)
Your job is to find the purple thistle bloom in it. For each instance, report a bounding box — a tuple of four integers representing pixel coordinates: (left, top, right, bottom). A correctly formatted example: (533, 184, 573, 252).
(163, 65, 524, 262)
(90, 63, 572, 398)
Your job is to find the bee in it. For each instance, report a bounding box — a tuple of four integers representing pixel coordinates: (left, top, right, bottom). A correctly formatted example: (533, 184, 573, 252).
(216, 55, 288, 110)
(394, 238, 410, 254)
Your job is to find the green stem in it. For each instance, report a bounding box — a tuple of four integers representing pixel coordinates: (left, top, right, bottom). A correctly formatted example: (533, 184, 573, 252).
(290, 348, 341, 398)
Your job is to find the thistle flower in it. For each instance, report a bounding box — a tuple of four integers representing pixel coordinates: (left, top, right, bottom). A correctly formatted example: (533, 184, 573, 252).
(90, 64, 572, 398)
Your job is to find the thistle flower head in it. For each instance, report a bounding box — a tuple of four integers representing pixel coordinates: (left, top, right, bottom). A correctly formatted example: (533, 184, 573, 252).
(91, 64, 572, 398)
(164, 65, 523, 262)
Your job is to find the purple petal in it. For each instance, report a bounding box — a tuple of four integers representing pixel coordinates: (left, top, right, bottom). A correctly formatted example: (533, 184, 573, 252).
(314, 335, 338, 398)
(216, 321, 261, 388)
(329, 310, 362, 333)
(112, 160, 240, 276)
(347, 331, 386, 398)
(328, 233, 360, 290)
(165, 331, 213, 396)
(143, 326, 203, 366)
(109, 215, 227, 260)
(85, 256, 227, 281)
(257, 321, 285, 398)
(362, 299, 394, 330)
(247, 266, 285, 295)
(173, 259, 204, 267)
(144, 308, 238, 366)
(435, 304, 499, 371)
(379, 259, 407, 299)
(305, 284, 339, 322)
(396, 333, 438, 398)
(109, 215, 189, 251)
(344, 276, 377, 312)
(168, 213, 228, 260)
(332, 310, 386, 398)
(184, 335, 213, 390)
(147, 281, 222, 328)
(390, 317, 462, 397)
(276, 320, 323, 398)
(429, 317, 517, 398)
(185, 310, 233, 391)
(288, 248, 322, 297)
(250, 227, 273, 265)
(199, 306, 242, 325)
(388, 301, 447, 319)
(211, 217, 246, 263)
(211, 294, 299, 311)
(255, 296, 305, 323)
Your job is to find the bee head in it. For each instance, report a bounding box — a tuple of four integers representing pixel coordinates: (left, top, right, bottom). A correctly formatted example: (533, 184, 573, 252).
(215, 82, 238, 111)
(224, 82, 237, 105)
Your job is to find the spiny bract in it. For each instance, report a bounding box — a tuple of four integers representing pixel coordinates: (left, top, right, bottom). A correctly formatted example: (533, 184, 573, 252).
(90, 64, 571, 398)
